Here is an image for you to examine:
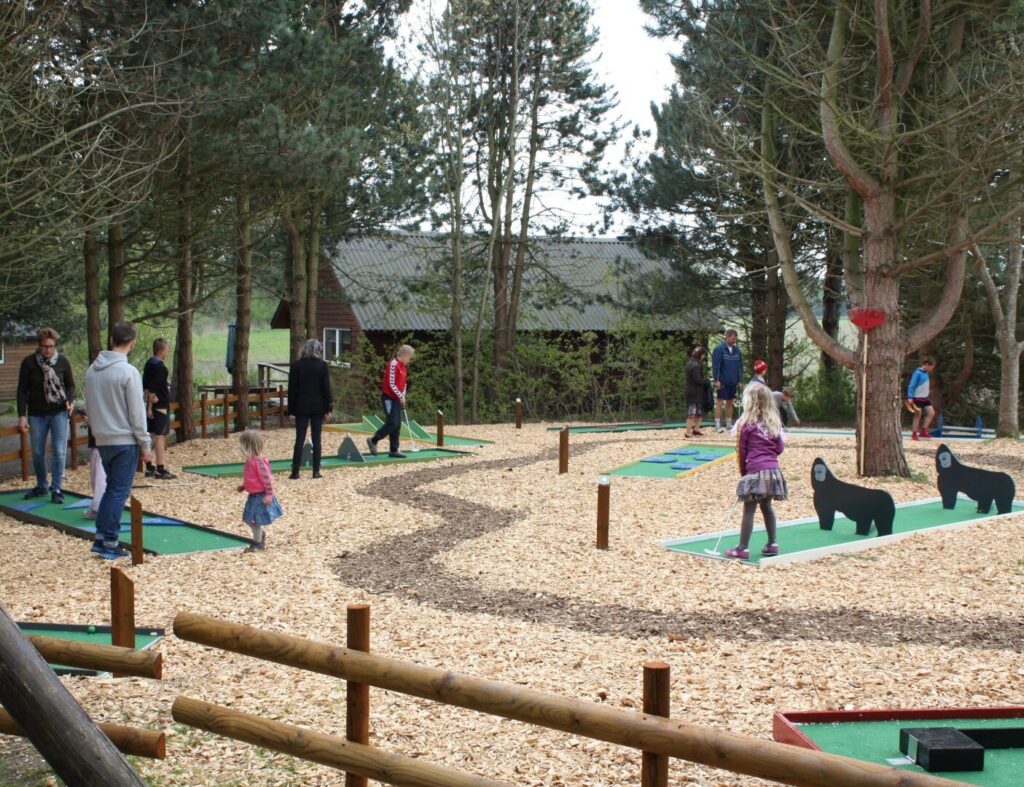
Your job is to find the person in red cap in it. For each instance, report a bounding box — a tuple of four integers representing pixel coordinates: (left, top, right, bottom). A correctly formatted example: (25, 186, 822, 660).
(750, 359, 769, 387)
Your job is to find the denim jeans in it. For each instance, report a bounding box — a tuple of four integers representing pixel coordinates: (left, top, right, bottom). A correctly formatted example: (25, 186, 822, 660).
(372, 396, 403, 453)
(95, 444, 139, 548)
(28, 412, 69, 492)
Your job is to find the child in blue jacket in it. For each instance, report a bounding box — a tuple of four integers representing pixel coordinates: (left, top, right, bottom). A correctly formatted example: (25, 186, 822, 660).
(906, 356, 936, 441)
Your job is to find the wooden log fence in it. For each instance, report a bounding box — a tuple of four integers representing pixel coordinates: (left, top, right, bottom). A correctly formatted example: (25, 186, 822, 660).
(173, 612, 963, 787)
(0, 389, 289, 481)
(0, 709, 165, 760)
(25, 635, 162, 680)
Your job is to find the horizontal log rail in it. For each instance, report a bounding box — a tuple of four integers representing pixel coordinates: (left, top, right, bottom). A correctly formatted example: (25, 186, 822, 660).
(172, 697, 508, 787)
(0, 708, 165, 759)
(173, 613, 964, 787)
(27, 634, 162, 679)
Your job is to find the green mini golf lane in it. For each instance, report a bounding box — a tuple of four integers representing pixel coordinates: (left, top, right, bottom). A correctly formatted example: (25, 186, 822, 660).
(325, 416, 492, 446)
(0, 489, 249, 554)
(664, 497, 1024, 566)
(549, 419, 715, 434)
(17, 622, 164, 676)
(608, 444, 735, 479)
(800, 717, 1021, 786)
(184, 447, 471, 478)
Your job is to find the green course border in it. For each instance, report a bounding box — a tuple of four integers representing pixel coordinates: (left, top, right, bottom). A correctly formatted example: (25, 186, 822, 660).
(548, 419, 715, 434)
(17, 622, 165, 677)
(663, 496, 1024, 567)
(183, 447, 472, 478)
(325, 417, 492, 446)
(606, 444, 735, 479)
(0, 488, 250, 555)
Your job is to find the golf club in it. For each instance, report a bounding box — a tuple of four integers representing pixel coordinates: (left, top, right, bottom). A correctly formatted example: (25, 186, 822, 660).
(704, 496, 740, 556)
(403, 408, 420, 452)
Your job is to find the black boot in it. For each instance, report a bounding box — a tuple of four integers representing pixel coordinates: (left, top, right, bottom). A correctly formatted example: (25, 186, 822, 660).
(289, 466, 300, 480)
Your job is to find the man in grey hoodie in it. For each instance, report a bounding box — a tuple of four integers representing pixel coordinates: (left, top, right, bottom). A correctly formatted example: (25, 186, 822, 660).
(83, 321, 153, 559)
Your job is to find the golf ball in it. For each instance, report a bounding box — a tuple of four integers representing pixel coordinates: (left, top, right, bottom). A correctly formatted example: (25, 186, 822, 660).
(87, 626, 96, 634)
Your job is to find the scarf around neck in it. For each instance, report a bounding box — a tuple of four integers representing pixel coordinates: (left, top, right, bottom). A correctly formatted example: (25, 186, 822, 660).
(35, 350, 66, 405)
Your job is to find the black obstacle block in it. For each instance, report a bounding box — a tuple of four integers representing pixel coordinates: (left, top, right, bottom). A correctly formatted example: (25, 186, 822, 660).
(935, 443, 1015, 514)
(301, 439, 313, 467)
(811, 457, 896, 536)
(336, 434, 365, 463)
(899, 727, 984, 772)
(960, 727, 1024, 749)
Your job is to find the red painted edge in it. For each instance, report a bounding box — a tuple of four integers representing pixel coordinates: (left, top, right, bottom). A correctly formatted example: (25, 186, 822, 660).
(773, 706, 1024, 750)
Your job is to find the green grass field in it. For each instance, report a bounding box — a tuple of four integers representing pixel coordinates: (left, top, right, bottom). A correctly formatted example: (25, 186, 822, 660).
(190, 327, 290, 386)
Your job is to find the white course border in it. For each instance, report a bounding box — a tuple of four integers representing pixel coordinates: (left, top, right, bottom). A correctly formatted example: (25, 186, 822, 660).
(661, 495, 1024, 569)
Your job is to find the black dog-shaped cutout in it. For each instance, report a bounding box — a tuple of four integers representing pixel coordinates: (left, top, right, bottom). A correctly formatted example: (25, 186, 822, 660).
(935, 443, 1015, 514)
(811, 458, 895, 536)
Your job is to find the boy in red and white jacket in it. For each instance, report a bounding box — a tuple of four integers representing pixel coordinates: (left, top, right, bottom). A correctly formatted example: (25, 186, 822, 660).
(367, 345, 415, 458)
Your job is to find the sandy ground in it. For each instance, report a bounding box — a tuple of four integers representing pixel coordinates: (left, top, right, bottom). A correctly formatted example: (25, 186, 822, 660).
(1, 423, 1022, 786)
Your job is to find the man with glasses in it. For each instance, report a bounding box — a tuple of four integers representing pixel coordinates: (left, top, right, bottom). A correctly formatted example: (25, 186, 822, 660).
(17, 327, 75, 504)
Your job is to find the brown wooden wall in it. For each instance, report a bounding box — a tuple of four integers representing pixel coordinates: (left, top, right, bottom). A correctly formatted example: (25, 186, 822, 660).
(315, 266, 362, 355)
(0, 341, 37, 401)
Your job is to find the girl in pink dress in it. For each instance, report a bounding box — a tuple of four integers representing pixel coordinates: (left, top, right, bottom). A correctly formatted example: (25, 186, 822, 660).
(236, 429, 283, 552)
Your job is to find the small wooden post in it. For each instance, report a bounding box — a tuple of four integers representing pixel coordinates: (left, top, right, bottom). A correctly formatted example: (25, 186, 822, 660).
(558, 427, 569, 474)
(596, 476, 610, 549)
(200, 392, 209, 439)
(69, 409, 78, 468)
(110, 567, 135, 677)
(514, 398, 523, 429)
(222, 394, 230, 438)
(19, 428, 29, 481)
(436, 410, 444, 447)
(641, 661, 671, 787)
(345, 604, 370, 787)
(259, 388, 267, 430)
(278, 385, 285, 428)
(129, 496, 143, 566)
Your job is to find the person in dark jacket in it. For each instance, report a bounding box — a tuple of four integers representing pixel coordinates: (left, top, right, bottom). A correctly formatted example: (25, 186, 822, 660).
(684, 346, 707, 438)
(17, 327, 75, 503)
(287, 338, 333, 479)
(142, 337, 175, 479)
(711, 328, 743, 432)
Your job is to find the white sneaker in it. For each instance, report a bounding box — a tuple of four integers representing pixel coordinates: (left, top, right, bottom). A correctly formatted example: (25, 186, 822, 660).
(714, 424, 724, 433)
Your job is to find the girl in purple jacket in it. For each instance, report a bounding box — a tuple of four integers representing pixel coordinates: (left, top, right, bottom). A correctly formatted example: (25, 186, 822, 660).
(725, 384, 788, 559)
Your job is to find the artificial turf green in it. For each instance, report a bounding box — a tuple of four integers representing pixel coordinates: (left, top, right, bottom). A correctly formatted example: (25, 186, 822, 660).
(326, 416, 492, 446)
(0, 489, 249, 554)
(665, 499, 1024, 564)
(183, 447, 471, 478)
(608, 444, 735, 479)
(799, 717, 1023, 786)
(550, 419, 715, 434)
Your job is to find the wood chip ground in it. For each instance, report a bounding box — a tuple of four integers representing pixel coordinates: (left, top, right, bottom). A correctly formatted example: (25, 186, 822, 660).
(1, 425, 1022, 785)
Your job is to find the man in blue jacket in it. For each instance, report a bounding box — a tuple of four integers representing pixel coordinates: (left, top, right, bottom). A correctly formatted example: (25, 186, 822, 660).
(711, 329, 743, 432)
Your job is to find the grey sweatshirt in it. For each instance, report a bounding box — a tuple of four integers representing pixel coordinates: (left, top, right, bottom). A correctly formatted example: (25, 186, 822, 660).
(84, 350, 152, 451)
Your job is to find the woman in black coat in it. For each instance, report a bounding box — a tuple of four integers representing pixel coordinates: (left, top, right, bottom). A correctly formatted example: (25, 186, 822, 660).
(684, 346, 707, 438)
(287, 338, 333, 478)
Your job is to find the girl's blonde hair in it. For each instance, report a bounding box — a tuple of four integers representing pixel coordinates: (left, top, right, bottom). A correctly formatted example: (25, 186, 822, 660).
(735, 384, 784, 437)
(239, 428, 264, 459)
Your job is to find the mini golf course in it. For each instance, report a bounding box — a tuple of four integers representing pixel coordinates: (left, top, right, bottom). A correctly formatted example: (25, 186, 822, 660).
(16, 622, 164, 676)
(549, 420, 714, 435)
(774, 707, 1024, 786)
(607, 443, 734, 479)
(0, 489, 250, 555)
(183, 447, 472, 478)
(325, 415, 491, 447)
(663, 496, 1024, 567)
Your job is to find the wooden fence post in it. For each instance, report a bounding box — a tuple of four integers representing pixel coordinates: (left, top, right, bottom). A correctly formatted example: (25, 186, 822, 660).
(129, 497, 143, 566)
(278, 385, 285, 429)
(558, 427, 569, 474)
(346, 604, 370, 787)
(200, 393, 209, 439)
(20, 428, 30, 481)
(110, 567, 135, 677)
(514, 398, 523, 429)
(641, 661, 671, 787)
(596, 476, 610, 549)
(223, 395, 230, 438)
(0, 604, 146, 786)
(436, 411, 444, 447)
(259, 388, 266, 430)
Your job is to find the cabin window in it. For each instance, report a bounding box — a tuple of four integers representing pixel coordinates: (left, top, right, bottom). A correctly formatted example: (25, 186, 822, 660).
(323, 327, 351, 359)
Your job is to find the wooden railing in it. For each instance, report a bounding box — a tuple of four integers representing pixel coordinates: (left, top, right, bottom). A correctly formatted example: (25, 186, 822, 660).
(172, 610, 963, 787)
(0, 387, 288, 481)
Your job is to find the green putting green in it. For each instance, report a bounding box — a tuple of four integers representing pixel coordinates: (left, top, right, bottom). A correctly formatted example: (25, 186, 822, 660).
(549, 419, 715, 434)
(184, 447, 471, 478)
(607, 444, 735, 479)
(0, 489, 250, 554)
(795, 716, 1023, 786)
(664, 497, 1024, 566)
(17, 622, 164, 676)
(325, 416, 492, 447)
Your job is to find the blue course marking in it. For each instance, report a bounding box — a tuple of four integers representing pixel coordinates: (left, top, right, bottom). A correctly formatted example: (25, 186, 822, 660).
(670, 462, 699, 470)
(693, 454, 722, 462)
(62, 498, 93, 510)
(641, 456, 677, 464)
(665, 448, 699, 456)
(8, 501, 48, 513)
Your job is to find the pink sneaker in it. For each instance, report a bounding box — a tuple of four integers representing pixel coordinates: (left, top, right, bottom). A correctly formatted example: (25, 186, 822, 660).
(724, 546, 749, 559)
(761, 543, 779, 556)
(911, 432, 919, 441)
(919, 431, 932, 439)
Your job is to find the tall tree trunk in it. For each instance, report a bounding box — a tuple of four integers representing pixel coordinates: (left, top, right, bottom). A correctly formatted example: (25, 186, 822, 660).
(84, 227, 102, 361)
(766, 248, 786, 390)
(821, 227, 844, 374)
(107, 221, 127, 342)
(173, 145, 195, 442)
(450, 221, 465, 424)
(283, 206, 308, 362)
(305, 196, 322, 343)
(747, 253, 768, 368)
(232, 190, 252, 429)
